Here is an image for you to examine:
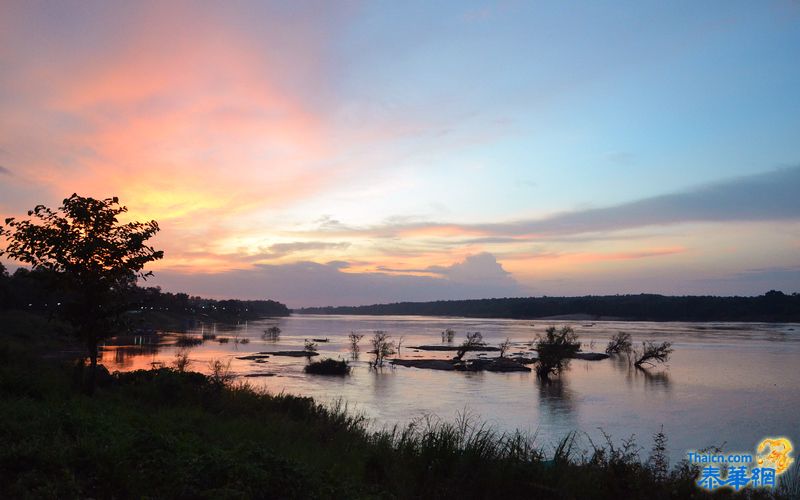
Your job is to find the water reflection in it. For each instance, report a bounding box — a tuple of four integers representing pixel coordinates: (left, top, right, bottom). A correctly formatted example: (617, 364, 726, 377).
(536, 376, 577, 429)
(632, 366, 671, 391)
(100, 333, 163, 369)
(609, 353, 672, 392)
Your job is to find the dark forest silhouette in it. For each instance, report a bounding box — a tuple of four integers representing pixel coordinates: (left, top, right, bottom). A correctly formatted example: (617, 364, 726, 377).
(299, 291, 800, 322)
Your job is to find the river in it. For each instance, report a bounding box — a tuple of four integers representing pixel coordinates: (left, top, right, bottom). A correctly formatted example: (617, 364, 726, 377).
(100, 314, 800, 465)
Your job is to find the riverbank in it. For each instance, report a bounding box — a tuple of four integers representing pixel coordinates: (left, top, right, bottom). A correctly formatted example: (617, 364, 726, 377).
(297, 292, 800, 322)
(1, 313, 795, 498)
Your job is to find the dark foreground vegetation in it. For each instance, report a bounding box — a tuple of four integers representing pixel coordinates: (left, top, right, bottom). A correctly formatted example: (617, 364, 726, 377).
(298, 291, 800, 322)
(1, 314, 796, 499)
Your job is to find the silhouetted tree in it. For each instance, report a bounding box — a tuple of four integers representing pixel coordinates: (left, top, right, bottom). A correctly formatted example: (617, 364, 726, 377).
(0, 194, 163, 393)
(534, 326, 580, 379)
(498, 337, 512, 358)
(348, 331, 364, 359)
(455, 332, 485, 361)
(605, 332, 633, 355)
(634, 341, 673, 368)
(370, 330, 395, 368)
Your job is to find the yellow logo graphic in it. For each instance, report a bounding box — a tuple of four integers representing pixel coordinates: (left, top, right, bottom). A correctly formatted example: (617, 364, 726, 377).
(756, 438, 794, 475)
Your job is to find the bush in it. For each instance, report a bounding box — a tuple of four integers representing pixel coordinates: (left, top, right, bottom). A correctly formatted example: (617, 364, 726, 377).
(634, 341, 673, 368)
(304, 339, 318, 353)
(605, 332, 632, 355)
(348, 332, 364, 358)
(534, 326, 580, 379)
(455, 332, 485, 361)
(263, 326, 281, 340)
(499, 337, 512, 358)
(441, 328, 455, 343)
(207, 358, 233, 387)
(305, 358, 351, 376)
(370, 331, 395, 368)
(171, 349, 191, 372)
(175, 335, 203, 348)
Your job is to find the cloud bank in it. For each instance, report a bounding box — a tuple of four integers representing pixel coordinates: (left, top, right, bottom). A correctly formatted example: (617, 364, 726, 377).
(152, 253, 522, 307)
(307, 166, 800, 240)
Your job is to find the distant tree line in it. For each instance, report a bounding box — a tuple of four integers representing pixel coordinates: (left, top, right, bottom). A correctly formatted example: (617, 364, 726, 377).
(297, 291, 800, 322)
(0, 263, 289, 319)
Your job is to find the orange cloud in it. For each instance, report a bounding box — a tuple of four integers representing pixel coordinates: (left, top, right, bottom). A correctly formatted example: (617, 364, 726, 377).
(0, 2, 355, 273)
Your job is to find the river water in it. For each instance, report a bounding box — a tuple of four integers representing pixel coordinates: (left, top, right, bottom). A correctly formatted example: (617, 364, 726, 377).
(100, 314, 800, 465)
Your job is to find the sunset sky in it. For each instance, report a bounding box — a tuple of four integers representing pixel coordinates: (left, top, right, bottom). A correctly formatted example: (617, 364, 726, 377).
(1, 1, 799, 307)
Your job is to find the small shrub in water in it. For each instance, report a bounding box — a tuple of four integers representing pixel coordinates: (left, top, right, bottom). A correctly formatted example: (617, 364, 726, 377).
(305, 358, 351, 376)
(634, 341, 673, 368)
(263, 326, 281, 340)
(348, 331, 364, 358)
(498, 337, 512, 358)
(304, 339, 318, 353)
(175, 335, 202, 348)
(441, 328, 455, 343)
(534, 326, 580, 379)
(605, 332, 633, 355)
(370, 330, 395, 368)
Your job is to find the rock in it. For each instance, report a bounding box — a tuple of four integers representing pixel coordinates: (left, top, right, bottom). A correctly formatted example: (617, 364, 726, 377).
(236, 355, 270, 360)
(243, 373, 276, 377)
(311, 338, 329, 343)
(411, 345, 500, 352)
(463, 358, 492, 371)
(268, 351, 320, 357)
(391, 359, 456, 371)
(510, 356, 537, 365)
(571, 352, 609, 361)
(485, 357, 531, 372)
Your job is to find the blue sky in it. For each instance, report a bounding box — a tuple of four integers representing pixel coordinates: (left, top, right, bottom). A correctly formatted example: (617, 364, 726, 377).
(1, 1, 799, 306)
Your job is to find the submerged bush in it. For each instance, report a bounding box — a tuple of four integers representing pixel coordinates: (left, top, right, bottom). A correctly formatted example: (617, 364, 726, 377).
(263, 326, 281, 341)
(499, 337, 512, 358)
(605, 332, 632, 355)
(175, 335, 203, 348)
(534, 326, 580, 379)
(304, 339, 318, 353)
(305, 358, 351, 376)
(441, 328, 456, 343)
(634, 341, 673, 368)
(348, 331, 364, 359)
(370, 330, 395, 368)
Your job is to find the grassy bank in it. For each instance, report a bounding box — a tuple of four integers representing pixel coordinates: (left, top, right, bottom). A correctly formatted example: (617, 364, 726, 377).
(0, 315, 794, 499)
